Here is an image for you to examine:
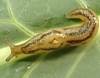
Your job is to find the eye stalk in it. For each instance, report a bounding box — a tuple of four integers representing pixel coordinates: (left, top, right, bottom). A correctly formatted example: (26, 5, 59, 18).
(5, 39, 23, 62)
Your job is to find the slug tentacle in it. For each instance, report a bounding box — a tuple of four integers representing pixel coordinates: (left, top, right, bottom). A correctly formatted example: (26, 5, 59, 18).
(5, 39, 23, 62)
(5, 8, 99, 62)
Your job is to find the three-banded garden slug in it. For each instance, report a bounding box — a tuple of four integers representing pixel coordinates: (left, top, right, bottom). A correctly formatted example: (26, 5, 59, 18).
(5, 8, 99, 62)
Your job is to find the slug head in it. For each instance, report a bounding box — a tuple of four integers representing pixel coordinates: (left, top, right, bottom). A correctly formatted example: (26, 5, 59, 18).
(5, 40, 23, 62)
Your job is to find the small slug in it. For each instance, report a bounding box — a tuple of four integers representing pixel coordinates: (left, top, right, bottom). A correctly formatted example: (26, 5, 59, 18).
(5, 8, 99, 62)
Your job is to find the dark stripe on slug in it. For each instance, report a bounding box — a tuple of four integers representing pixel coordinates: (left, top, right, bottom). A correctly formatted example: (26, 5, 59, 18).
(70, 8, 94, 17)
(38, 30, 62, 41)
(22, 39, 38, 48)
(28, 43, 63, 53)
(71, 8, 98, 26)
(65, 9, 94, 36)
(22, 30, 62, 49)
(22, 33, 43, 48)
(66, 8, 98, 45)
(67, 26, 95, 44)
(65, 20, 91, 36)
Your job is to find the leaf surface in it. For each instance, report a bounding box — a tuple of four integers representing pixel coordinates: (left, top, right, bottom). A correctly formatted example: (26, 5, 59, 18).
(0, 0, 100, 78)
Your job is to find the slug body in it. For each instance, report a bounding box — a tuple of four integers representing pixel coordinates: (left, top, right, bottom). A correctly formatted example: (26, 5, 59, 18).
(5, 8, 99, 62)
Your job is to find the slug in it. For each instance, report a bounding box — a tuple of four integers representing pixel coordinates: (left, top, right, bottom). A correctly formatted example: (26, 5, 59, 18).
(5, 8, 99, 62)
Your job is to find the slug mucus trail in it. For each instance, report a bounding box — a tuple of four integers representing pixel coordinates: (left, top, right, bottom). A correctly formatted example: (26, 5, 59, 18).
(5, 8, 99, 62)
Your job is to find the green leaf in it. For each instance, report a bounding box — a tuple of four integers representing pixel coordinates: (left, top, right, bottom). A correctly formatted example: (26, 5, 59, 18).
(0, 0, 100, 78)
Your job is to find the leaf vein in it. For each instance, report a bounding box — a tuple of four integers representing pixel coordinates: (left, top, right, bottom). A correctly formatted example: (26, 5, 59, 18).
(6, 0, 35, 37)
(66, 43, 93, 78)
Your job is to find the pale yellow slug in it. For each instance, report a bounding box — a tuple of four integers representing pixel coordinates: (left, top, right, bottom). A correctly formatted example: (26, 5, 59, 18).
(5, 8, 99, 62)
